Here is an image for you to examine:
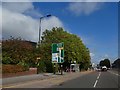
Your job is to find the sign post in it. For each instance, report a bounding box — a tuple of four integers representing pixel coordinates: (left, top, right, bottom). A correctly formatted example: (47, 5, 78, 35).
(52, 42, 64, 75)
(61, 64, 63, 75)
(53, 63, 56, 74)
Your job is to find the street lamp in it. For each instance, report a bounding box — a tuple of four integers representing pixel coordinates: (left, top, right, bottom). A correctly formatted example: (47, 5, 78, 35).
(38, 14, 52, 45)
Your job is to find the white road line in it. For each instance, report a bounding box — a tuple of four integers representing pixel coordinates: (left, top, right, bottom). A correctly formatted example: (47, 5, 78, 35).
(93, 80, 98, 88)
(93, 72, 101, 88)
(108, 71, 120, 76)
(97, 72, 101, 79)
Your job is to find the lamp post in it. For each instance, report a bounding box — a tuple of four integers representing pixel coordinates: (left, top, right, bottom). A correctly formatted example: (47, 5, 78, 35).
(38, 14, 52, 45)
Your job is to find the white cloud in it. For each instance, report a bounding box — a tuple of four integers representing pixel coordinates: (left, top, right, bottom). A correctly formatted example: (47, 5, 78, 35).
(104, 54, 109, 58)
(2, 2, 34, 13)
(2, 2, 64, 42)
(2, 2, 42, 18)
(90, 52, 95, 57)
(68, 2, 103, 16)
(24, 9, 42, 18)
(42, 16, 63, 32)
(2, 8, 39, 41)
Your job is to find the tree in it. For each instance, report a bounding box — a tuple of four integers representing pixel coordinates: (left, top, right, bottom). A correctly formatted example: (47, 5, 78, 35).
(99, 58, 111, 68)
(104, 59, 111, 68)
(99, 60, 104, 66)
(40, 27, 91, 71)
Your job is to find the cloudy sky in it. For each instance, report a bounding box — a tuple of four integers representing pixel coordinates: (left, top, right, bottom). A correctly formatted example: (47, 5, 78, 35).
(1, 1, 118, 64)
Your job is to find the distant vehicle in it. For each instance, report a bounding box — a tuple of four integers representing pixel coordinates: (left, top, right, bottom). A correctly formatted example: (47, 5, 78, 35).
(101, 66, 107, 71)
(95, 68, 101, 71)
(95, 66, 101, 71)
(97, 68, 101, 71)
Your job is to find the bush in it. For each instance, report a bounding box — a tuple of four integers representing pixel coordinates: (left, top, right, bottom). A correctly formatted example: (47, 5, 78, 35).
(17, 61, 29, 71)
(2, 56, 11, 64)
(2, 64, 28, 74)
(2, 38, 34, 65)
(37, 60, 46, 73)
(45, 61, 53, 73)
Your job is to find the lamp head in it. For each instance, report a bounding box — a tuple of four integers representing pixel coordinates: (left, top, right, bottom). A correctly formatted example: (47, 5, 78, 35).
(46, 14, 52, 17)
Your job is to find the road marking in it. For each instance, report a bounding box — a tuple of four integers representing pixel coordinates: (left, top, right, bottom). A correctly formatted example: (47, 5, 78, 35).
(97, 72, 101, 79)
(93, 80, 98, 88)
(108, 71, 120, 76)
(93, 72, 101, 88)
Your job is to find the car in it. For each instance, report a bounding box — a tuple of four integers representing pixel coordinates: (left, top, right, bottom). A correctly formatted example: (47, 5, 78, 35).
(95, 68, 101, 71)
(101, 66, 107, 71)
(107, 68, 111, 70)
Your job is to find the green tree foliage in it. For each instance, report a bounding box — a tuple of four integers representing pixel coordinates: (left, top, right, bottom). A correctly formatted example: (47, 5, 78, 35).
(37, 60, 46, 73)
(99, 60, 104, 66)
(99, 58, 111, 68)
(40, 27, 91, 71)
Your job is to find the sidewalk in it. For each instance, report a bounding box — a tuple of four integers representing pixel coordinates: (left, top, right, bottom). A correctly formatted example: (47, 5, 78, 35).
(2, 70, 93, 88)
(2, 73, 57, 85)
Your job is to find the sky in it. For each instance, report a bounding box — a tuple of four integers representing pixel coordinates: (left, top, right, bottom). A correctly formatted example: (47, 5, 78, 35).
(1, 1, 118, 64)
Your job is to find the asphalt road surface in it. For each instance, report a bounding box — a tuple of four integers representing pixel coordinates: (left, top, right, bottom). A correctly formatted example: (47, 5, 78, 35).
(53, 70, 119, 88)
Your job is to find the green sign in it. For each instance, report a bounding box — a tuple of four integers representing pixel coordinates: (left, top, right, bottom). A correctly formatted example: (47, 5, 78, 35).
(52, 43, 64, 63)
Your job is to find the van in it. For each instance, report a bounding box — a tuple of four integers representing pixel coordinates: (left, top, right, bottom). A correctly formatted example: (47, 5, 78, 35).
(101, 66, 107, 71)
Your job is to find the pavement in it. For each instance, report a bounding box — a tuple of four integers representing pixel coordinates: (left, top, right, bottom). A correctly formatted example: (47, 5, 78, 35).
(1, 70, 93, 88)
(2, 73, 57, 85)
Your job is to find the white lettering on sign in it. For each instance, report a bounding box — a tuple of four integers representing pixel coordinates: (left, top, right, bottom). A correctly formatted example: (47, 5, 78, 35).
(52, 53, 58, 63)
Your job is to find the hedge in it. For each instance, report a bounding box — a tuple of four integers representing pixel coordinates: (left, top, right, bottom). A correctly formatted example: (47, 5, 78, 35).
(2, 64, 28, 74)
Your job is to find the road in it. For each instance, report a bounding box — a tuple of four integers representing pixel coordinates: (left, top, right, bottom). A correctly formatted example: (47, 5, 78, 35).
(2, 70, 120, 89)
(53, 70, 119, 88)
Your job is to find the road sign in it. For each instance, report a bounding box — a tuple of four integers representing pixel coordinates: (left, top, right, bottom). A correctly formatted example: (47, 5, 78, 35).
(52, 43, 59, 53)
(52, 53, 58, 63)
(52, 43, 64, 63)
